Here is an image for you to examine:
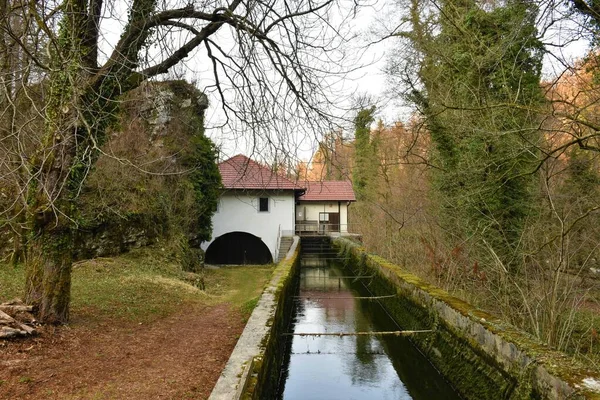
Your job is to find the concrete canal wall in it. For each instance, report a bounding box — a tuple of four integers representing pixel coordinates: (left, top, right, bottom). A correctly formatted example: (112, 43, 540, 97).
(208, 237, 300, 400)
(333, 237, 600, 400)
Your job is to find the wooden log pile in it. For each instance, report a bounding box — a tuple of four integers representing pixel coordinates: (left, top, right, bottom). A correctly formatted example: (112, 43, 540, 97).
(0, 299, 38, 339)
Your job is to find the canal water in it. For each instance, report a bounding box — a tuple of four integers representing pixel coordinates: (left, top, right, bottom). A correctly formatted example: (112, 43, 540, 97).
(276, 244, 462, 400)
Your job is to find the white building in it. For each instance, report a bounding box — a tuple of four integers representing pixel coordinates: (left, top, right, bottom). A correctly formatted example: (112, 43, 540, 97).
(202, 155, 356, 264)
(295, 181, 356, 234)
(202, 155, 303, 264)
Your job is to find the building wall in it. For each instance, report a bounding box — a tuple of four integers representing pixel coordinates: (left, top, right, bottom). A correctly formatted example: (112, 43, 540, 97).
(340, 203, 348, 232)
(296, 201, 350, 232)
(201, 190, 296, 261)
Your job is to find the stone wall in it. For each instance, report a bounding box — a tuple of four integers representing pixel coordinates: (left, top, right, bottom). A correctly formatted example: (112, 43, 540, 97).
(74, 215, 162, 259)
(209, 237, 300, 400)
(333, 237, 600, 400)
(74, 80, 216, 260)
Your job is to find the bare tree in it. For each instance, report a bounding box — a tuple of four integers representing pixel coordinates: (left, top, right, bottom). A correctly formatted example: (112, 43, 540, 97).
(0, 0, 355, 323)
(0, 0, 47, 265)
(374, 0, 600, 352)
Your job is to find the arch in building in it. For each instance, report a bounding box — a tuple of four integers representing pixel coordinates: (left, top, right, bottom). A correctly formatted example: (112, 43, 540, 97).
(205, 231, 273, 265)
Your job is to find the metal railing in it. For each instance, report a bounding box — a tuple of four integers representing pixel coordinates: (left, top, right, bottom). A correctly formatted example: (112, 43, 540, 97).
(294, 223, 360, 236)
(275, 224, 281, 261)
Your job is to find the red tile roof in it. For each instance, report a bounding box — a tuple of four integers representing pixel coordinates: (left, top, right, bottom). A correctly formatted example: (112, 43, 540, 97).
(219, 154, 303, 190)
(298, 180, 356, 201)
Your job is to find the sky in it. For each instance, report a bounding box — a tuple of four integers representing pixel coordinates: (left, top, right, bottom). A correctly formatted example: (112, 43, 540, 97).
(195, 1, 591, 163)
(193, 1, 405, 162)
(97, 0, 592, 165)
(194, 2, 395, 162)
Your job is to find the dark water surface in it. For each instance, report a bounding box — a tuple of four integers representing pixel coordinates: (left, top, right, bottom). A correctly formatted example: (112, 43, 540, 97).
(277, 255, 462, 400)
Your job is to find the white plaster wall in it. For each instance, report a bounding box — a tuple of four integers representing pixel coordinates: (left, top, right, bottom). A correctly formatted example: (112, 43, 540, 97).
(340, 203, 349, 232)
(201, 191, 295, 261)
(296, 201, 336, 221)
(296, 201, 350, 232)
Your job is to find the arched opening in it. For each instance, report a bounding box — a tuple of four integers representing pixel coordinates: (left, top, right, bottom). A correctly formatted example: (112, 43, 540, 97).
(205, 232, 273, 265)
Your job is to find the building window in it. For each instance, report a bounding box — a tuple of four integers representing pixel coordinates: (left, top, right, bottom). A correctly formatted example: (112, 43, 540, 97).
(259, 197, 269, 212)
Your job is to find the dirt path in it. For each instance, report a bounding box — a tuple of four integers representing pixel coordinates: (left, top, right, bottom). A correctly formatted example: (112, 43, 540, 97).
(0, 303, 244, 399)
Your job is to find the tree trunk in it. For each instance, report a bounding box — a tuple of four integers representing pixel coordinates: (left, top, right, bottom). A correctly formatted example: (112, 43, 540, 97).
(8, 205, 26, 266)
(24, 219, 73, 324)
(19, 0, 120, 322)
(20, 0, 85, 322)
(22, 106, 79, 324)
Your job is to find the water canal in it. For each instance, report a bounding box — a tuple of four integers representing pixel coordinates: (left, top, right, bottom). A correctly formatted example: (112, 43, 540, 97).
(276, 239, 462, 400)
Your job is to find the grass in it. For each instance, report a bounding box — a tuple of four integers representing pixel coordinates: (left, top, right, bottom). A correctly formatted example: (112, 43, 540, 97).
(0, 263, 24, 301)
(568, 290, 600, 368)
(17, 376, 33, 384)
(203, 265, 274, 306)
(239, 297, 260, 321)
(0, 247, 275, 325)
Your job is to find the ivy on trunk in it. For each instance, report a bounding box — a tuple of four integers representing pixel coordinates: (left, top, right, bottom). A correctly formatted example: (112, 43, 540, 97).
(5, 0, 343, 324)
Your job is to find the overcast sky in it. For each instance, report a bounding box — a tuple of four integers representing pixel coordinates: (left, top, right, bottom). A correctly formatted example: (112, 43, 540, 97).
(196, 1, 591, 163)
(97, 1, 592, 164)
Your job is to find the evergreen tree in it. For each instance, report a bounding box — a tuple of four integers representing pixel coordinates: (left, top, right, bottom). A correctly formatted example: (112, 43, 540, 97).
(407, 0, 544, 271)
(353, 106, 376, 201)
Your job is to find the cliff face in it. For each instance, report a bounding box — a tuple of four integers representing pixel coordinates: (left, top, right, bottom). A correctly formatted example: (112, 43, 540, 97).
(74, 80, 221, 263)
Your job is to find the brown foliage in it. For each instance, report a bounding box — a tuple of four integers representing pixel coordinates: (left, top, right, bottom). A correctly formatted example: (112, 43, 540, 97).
(75, 82, 209, 259)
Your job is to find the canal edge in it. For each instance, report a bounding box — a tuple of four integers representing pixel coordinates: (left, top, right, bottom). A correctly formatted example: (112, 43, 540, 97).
(332, 236, 600, 400)
(208, 236, 301, 400)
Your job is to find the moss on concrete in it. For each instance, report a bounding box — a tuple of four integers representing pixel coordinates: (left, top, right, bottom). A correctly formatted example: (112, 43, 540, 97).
(333, 237, 600, 400)
(240, 245, 301, 399)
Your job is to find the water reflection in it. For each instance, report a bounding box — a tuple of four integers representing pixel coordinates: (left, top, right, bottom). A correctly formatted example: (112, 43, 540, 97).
(278, 262, 461, 400)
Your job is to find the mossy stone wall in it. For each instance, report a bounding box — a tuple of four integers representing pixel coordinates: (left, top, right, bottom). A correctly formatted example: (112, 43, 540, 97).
(240, 245, 300, 399)
(333, 237, 600, 400)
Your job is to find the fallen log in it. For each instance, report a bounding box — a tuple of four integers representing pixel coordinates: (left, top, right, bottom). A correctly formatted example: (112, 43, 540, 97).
(0, 309, 15, 322)
(0, 305, 34, 313)
(0, 326, 27, 339)
(0, 309, 37, 338)
(0, 324, 37, 338)
(2, 298, 25, 305)
(16, 323, 36, 335)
